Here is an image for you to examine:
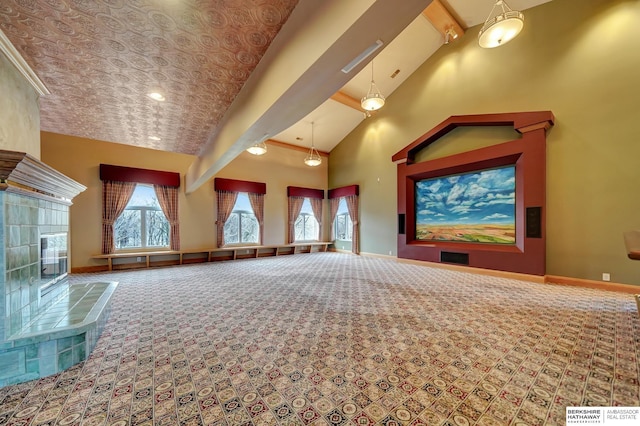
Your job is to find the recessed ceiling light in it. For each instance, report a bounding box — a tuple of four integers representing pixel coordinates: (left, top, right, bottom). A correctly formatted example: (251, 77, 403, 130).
(147, 92, 165, 101)
(148, 136, 161, 141)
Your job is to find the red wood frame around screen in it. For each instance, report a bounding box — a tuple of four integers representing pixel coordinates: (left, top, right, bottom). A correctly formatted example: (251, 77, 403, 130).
(393, 112, 554, 276)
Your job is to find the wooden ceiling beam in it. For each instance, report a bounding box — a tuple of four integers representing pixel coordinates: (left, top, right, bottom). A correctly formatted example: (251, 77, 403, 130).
(330, 91, 364, 112)
(266, 139, 329, 156)
(421, 0, 465, 40)
(331, 1, 465, 116)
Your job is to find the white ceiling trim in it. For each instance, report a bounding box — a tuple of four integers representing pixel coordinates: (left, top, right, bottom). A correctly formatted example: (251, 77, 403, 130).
(0, 28, 49, 97)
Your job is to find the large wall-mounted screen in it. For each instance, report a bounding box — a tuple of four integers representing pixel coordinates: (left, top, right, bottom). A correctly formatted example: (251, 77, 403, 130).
(415, 165, 516, 244)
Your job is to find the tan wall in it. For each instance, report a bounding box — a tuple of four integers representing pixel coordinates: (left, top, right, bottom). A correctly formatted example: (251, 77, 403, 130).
(0, 53, 40, 158)
(41, 133, 327, 269)
(329, 0, 640, 285)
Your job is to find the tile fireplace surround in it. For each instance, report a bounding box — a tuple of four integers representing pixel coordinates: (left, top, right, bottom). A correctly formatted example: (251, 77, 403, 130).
(0, 150, 114, 387)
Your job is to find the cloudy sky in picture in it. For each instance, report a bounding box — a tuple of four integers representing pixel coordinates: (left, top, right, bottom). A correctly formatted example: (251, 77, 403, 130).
(416, 166, 515, 225)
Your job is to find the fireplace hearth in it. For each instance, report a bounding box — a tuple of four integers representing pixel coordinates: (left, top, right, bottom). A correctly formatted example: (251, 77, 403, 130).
(0, 149, 101, 387)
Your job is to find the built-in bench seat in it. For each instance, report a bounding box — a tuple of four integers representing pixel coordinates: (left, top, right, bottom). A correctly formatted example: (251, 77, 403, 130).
(92, 242, 331, 271)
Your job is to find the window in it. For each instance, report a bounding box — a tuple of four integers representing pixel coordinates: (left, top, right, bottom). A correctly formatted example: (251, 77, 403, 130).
(334, 198, 352, 241)
(224, 192, 259, 244)
(295, 198, 319, 241)
(114, 184, 169, 249)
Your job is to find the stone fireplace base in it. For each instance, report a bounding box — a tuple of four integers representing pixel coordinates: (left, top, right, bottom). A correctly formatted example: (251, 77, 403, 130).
(0, 281, 117, 386)
(0, 149, 116, 387)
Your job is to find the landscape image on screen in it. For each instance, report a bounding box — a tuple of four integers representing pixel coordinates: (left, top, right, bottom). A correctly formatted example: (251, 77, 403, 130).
(415, 165, 516, 244)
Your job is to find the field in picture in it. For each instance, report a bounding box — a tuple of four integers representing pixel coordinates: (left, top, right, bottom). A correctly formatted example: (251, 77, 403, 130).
(416, 223, 515, 244)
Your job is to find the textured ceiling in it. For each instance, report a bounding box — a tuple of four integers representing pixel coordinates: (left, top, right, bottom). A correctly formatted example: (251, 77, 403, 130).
(0, 0, 298, 155)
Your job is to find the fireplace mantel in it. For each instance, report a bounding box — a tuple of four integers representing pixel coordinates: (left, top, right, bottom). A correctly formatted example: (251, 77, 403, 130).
(0, 149, 86, 203)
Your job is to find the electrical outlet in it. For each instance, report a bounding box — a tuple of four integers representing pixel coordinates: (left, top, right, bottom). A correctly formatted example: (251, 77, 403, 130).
(388, 250, 392, 255)
(602, 273, 610, 282)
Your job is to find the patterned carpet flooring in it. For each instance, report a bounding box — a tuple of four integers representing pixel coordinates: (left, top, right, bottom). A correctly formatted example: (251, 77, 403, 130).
(1, 253, 639, 425)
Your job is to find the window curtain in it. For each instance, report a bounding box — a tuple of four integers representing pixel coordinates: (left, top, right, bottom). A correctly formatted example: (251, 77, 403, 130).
(216, 190, 238, 248)
(248, 193, 265, 244)
(154, 184, 180, 251)
(287, 196, 305, 244)
(309, 198, 323, 241)
(102, 180, 136, 254)
(345, 195, 359, 254)
(329, 198, 340, 241)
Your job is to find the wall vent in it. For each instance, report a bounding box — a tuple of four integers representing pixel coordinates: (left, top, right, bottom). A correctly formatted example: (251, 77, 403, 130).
(341, 39, 384, 73)
(440, 251, 469, 265)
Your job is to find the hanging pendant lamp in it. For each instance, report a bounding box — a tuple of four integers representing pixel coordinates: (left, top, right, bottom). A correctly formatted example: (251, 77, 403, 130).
(246, 134, 268, 155)
(304, 122, 321, 167)
(361, 61, 385, 111)
(478, 0, 524, 48)
(246, 141, 267, 155)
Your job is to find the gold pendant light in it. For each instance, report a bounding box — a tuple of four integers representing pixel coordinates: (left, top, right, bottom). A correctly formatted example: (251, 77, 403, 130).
(304, 122, 321, 167)
(360, 61, 385, 111)
(478, 0, 524, 49)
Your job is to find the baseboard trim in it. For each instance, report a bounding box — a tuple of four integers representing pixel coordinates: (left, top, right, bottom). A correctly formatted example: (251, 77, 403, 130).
(363, 254, 546, 284)
(73, 252, 640, 296)
(329, 248, 354, 254)
(359, 251, 396, 260)
(71, 265, 109, 274)
(362, 253, 640, 293)
(388, 260, 640, 292)
(544, 275, 640, 294)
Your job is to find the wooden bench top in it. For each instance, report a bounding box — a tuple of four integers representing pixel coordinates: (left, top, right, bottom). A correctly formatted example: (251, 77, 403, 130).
(624, 230, 640, 260)
(92, 242, 331, 259)
(93, 250, 181, 259)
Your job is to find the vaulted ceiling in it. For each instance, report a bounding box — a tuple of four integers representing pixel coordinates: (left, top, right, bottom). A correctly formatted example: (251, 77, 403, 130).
(0, 0, 551, 192)
(0, 0, 299, 155)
